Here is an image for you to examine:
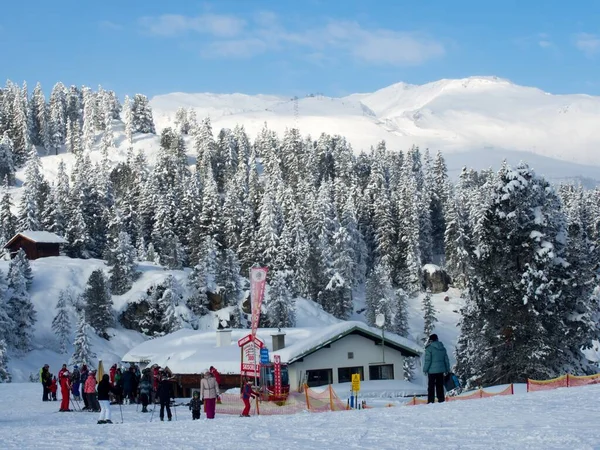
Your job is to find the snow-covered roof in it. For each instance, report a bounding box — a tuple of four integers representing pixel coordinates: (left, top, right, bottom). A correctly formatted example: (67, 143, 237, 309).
(5, 231, 67, 246)
(122, 322, 422, 375)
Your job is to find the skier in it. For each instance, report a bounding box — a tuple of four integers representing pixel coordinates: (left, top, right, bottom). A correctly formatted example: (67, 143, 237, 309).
(200, 369, 219, 419)
(157, 371, 174, 421)
(189, 391, 202, 420)
(71, 365, 81, 401)
(151, 365, 160, 404)
(423, 333, 451, 404)
(80, 365, 90, 410)
(84, 370, 100, 412)
(58, 364, 72, 412)
(40, 364, 51, 401)
(122, 366, 135, 404)
(138, 370, 152, 413)
(240, 379, 258, 417)
(97, 373, 117, 424)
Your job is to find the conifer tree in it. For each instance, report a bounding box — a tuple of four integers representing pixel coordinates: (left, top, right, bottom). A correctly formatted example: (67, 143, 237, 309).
(70, 313, 96, 367)
(365, 262, 394, 328)
(48, 82, 67, 156)
(6, 249, 36, 352)
(0, 133, 15, 185)
(18, 145, 44, 231)
(108, 231, 138, 295)
(131, 94, 155, 134)
(83, 269, 113, 339)
(123, 95, 133, 144)
(422, 292, 438, 340)
(0, 179, 17, 244)
(266, 270, 296, 328)
(30, 82, 49, 150)
(52, 290, 71, 353)
(82, 87, 96, 151)
(0, 339, 10, 382)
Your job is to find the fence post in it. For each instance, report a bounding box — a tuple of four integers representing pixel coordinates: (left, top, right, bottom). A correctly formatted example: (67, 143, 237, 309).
(479, 389, 483, 398)
(329, 385, 335, 411)
(255, 395, 260, 416)
(566, 374, 570, 387)
(526, 379, 529, 393)
(510, 383, 514, 395)
(304, 384, 311, 411)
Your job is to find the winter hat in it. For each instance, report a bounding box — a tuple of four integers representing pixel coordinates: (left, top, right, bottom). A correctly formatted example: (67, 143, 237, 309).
(74, 365, 78, 369)
(193, 391, 199, 397)
(429, 334, 439, 342)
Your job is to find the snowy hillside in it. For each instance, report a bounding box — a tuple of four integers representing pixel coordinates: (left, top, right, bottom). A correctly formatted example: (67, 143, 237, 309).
(4, 255, 461, 384)
(151, 76, 600, 184)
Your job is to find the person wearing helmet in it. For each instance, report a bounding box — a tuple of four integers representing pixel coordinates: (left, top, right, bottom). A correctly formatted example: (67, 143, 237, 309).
(189, 391, 202, 420)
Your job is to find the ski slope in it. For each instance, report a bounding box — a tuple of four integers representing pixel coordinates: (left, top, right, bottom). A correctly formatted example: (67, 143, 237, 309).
(1, 382, 598, 449)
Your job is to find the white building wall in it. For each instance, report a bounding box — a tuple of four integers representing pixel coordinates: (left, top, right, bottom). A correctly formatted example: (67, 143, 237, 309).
(287, 334, 405, 389)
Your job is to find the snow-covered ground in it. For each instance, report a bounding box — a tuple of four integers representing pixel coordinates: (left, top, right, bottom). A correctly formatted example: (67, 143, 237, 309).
(1, 382, 599, 449)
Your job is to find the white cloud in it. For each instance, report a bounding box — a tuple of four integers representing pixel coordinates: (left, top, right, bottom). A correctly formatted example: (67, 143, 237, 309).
(139, 13, 246, 38)
(139, 12, 445, 66)
(575, 32, 600, 58)
(538, 40, 552, 48)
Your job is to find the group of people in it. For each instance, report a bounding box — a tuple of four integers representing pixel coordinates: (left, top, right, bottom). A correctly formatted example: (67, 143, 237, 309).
(39, 362, 260, 423)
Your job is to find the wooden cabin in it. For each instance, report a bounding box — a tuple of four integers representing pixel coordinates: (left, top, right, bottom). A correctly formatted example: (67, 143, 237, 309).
(4, 231, 67, 260)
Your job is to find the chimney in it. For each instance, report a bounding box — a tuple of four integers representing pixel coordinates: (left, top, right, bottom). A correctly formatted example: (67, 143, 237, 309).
(271, 331, 286, 351)
(216, 329, 232, 347)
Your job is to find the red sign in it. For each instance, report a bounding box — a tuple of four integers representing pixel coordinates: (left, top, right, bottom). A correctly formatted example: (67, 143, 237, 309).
(250, 267, 268, 338)
(238, 334, 264, 377)
(274, 355, 282, 396)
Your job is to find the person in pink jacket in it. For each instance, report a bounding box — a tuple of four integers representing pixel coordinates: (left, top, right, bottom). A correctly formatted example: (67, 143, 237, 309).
(84, 371, 100, 412)
(200, 369, 219, 419)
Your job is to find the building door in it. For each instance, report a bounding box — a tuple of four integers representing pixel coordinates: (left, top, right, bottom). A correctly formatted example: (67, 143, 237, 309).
(306, 369, 333, 387)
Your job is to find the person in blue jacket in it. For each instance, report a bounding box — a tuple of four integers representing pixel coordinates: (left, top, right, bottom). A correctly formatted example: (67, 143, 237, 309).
(423, 333, 450, 404)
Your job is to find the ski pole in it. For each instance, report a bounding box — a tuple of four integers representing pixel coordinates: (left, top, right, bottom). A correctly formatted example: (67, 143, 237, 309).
(119, 402, 124, 424)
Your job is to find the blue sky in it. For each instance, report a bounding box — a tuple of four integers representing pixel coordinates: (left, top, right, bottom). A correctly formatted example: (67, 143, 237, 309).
(1, 0, 600, 97)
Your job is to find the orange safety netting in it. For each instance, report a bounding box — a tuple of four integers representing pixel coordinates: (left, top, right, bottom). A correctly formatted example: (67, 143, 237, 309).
(527, 375, 568, 392)
(214, 385, 348, 416)
(405, 384, 514, 406)
(567, 373, 600, 387)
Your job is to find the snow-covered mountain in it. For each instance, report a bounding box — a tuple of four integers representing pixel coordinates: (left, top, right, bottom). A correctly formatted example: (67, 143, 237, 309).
(151, 76, 600, 185)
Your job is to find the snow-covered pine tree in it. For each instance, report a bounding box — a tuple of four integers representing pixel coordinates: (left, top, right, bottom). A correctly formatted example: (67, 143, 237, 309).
(108, 231, 138, 295)
(0, 339, 10, 382)
(265, 270, 296, 328)
(17, 145, 45, 231)
(131, 94, 155, 134)
(52, 290, 71, 353)
(83, 269, 113, 339)
(48, 82, 67, 156)
(158, 275, 187, 333)
(123, 95, 133, 143)
(216, 249, 243, 308)
(421, 291, 438, 340)
(6, 250, 36, 352)
(81, 87, 95, 151)
(0, 178, 17, 244)
(187, 236, 220, 315)
(70, 313, 96, 367)
(365, 262, 394, 328)
(455, 163, 584, 386)
(13, 248, 33, 290)
(30, 82, 49, 151)
(0, 133, 15, 185)
(174, 107, 191, 135)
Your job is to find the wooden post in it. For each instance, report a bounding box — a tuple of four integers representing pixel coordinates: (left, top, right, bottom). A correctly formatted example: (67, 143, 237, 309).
(255, 394, 260, 416)
(329, 385, 335, 411)
(304, 384, 310, 410)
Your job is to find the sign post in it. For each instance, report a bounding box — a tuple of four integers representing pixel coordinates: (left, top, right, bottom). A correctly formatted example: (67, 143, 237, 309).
(274, 355, 282, 397)
(351, 373, 361, 409)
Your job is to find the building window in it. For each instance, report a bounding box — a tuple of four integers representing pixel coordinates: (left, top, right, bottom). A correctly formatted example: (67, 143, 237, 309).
(306, 369, 333, 387)
(347, 352, 354, 359)
(338, 366, 364, 384)
(369, 364, 394, 380)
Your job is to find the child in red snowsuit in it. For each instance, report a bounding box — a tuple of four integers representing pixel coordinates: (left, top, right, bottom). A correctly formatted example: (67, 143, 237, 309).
(240, 380, 258, 417)
(49, 376, 58, 401)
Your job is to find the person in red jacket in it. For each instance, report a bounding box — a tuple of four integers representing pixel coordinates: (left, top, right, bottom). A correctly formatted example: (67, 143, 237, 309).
(209, 366, 222, 386)
(240, 379, 258, 417)
(58, 364, 71, 412)
(109, 364, 117, 385)
(49, 375, 58, 401)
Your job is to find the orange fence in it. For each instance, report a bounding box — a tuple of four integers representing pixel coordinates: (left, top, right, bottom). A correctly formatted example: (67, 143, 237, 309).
(527, 373, 600, 391)
(405, 384, 514, 406)
(214, 385, 348, 416)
